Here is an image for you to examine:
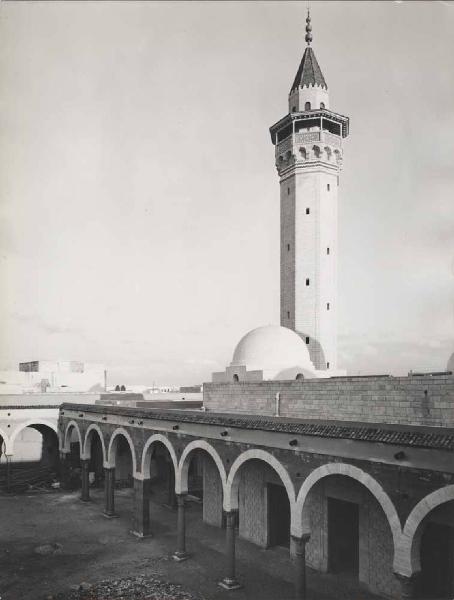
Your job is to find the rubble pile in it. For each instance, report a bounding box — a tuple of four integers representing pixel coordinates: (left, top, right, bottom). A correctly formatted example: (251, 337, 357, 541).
(51, 575, 201, 600)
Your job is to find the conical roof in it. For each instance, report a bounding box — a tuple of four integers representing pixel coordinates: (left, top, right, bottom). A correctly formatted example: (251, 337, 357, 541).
(290, 46, 327, 92)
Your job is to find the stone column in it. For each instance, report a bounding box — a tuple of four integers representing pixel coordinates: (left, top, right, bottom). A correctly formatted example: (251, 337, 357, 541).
(81, 459, 90, 502)
(292, 534, 310, 600)
(59, 451, 71, 491)
(173, 494, 189, 562)
(5, 455, 12, 493)
(218, 510, 242, 590)
(167, 462, 177, 509)
(394, 573, 418, 599)
(103, 467, 117, 518)
(131, 478, 151, 537)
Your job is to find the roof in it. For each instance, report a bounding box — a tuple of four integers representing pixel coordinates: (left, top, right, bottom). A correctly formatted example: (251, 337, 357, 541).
(291, 46, 327, 92)
(61, 404, 454, 452)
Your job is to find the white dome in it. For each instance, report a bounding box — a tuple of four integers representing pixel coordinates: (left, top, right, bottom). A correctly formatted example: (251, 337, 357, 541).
(230, 325, 315, 380)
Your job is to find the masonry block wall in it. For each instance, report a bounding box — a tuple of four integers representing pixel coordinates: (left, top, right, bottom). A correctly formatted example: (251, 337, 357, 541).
(203, 375, 454, 426)
(202, 457, 223, 528)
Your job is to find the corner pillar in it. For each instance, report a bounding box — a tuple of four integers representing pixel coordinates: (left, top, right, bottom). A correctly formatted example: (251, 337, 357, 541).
(103, 467, 117, 518)
(173, 494, 189, 561)
(292, 534, 310, 600)
(218, 510, 242, 590)
(81, 459, 90, 502)
(394, 573, 419, 599)
(131, 477, 152, 537)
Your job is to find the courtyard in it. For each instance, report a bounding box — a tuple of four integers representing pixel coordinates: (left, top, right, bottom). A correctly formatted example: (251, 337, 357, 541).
(0, 487, 385, 600)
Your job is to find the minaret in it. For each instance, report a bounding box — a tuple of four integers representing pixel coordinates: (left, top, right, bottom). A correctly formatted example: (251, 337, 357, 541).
(269, 11, 349, 371)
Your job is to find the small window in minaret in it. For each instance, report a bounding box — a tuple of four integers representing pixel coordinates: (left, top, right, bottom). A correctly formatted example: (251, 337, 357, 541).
(287, 243, 290, 252)
(320, 102, 325, 109)
(287, 187, 290, 195)
(292, 106, 296, 112)
(305, 337, 309, 344)
(327, 302, 330, 310)
(287, 311, 290, 319)
(306, 208, 310, 215)
(306, 278, 310, 286)
(327, 362, 330, 369)
(327, 184, 330, 191)
(305, 101, 311, 111)
(327, 247, 330, 255)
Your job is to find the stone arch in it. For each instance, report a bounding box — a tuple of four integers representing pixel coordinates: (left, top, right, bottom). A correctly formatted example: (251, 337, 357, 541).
(299, 147, 307, 160)
(83, 424, 107, 464)
(225, 449, 296, 517)
(141, 433, 178, 479)
(294, 462, 401, 554)
(106, 427, 137, 474)
(312, 145, 321, 159)
(176, 439, 227, 496)
(63, 420, 83, 454)
(397, 484, 454, 576)
(0, 426, 11, 455)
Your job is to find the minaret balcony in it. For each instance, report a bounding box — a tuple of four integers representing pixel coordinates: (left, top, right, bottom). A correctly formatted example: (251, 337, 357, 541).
(276, 130, 341, 158)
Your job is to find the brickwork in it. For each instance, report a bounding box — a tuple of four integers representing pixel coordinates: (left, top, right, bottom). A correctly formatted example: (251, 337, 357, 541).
(202, 456, 223, 527)
(203, 375, 454, 427)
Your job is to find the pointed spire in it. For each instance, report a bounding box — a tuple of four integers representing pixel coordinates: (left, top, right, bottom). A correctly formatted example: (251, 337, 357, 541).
(305, 10, 312, 46)
(290, 10, 327, 92)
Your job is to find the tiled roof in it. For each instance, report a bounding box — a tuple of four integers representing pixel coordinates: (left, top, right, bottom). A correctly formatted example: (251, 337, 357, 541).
(61, 404, 454, 452)
(291, 46, 327, 92)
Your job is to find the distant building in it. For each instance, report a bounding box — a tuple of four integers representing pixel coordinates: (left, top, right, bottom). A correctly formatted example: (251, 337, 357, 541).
(0, 360, 106, 394)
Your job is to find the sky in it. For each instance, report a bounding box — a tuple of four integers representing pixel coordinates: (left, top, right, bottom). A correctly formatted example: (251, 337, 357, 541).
(0, 1, 453, 386)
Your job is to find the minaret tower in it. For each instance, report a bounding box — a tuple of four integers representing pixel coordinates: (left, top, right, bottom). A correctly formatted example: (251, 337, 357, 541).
(269, 11, 349, 371)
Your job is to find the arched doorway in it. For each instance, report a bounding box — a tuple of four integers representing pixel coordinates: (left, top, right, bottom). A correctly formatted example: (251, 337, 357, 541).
(417, 501, 454, 598)
(84, 426, 105, 489)
(298, 472, 399, 598)
(145, 440, 177, 508)
(106, 429, 136, 519)
(8, 424, 60, 492)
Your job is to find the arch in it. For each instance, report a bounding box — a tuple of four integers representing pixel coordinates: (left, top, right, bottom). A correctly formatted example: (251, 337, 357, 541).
(0, 426, 11, 455)
(320, 102, 325, 109)
(233, 374, 239, 382)
(63, 420, 83, 454)
(305, 101, 311, 111)
(83, 424, 107, 463)
(299, 147, 307, 160)
(141, 433, 178, 479)
(312, 145, 321, 159)
(295, 463, 401, 551)
(107, 427, 138, 474)
(225, 449, 296, 516)
(397, 485, 454, 576)
(177, 439, 227, 496)
(295, 373, 304, 380)
(11, 419, 58, 450)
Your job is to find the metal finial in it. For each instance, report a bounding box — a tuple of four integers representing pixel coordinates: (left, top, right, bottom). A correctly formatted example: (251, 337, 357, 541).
(305, 9, 312, 46)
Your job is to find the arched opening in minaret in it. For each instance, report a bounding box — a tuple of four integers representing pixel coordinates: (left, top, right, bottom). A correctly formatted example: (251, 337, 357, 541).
(320, 102, 325, 109)
(233, 374, 239, 382)
(305, 101, 311, 111)
(295, 373, 304, 380)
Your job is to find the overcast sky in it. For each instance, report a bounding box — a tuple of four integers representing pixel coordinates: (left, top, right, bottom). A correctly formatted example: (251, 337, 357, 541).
(1, 1, 453, 386)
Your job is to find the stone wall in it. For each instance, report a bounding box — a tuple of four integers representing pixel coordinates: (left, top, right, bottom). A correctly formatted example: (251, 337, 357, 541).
(203, 375, 454, 427)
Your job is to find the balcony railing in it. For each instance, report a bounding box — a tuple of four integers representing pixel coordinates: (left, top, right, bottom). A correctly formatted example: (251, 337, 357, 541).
(276, 130, 341, 156)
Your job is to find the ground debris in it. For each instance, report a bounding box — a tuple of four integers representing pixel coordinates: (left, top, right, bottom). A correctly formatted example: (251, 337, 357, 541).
(52, 575, 200, 600)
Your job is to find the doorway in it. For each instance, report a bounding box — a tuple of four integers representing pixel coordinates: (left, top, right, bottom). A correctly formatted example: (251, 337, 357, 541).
(267, 483, 290, 548)
(328, 497, 359, 576)
(420, 522, 453, 598)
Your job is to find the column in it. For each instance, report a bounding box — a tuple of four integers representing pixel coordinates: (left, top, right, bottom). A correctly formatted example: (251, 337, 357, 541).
(5, 455, 12, 493)
(218, 510, 242, 590)
(59, 451, 71, 491)
(81, 459, 90, 502)
(394, 573, 418, 599)
(131, 477, 151, 537)
(292, 534, 310, 600)
(167, 462, 177, 509)
(173, 494, 189, 562)
(103, 467, 117, 518)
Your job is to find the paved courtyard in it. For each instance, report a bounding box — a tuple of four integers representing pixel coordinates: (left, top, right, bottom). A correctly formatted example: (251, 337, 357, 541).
(0, 487, 385, 600)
